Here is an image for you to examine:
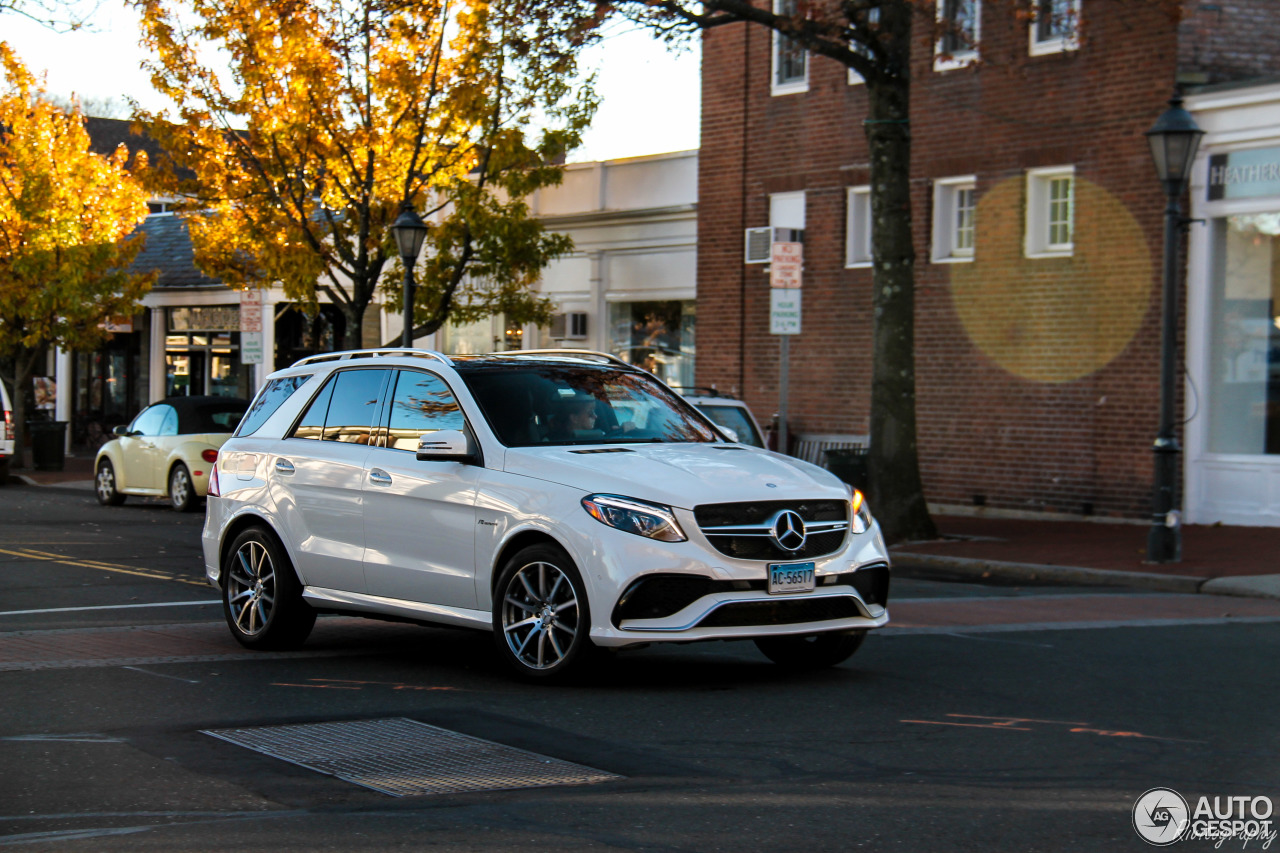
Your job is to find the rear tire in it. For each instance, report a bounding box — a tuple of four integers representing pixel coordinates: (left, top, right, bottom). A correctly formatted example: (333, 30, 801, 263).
(222, 526, 315, 650)
(95, 459, 125, 506)
(169, 463, 197, 512)
(493, 543, 596, 681)
(754, 630, 866, 670)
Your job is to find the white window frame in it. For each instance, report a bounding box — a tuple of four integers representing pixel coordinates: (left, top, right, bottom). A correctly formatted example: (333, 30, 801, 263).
(931, 176, 977, 264)
(847, 7, 879, 86)
(935, 0, 981, 72)
(845, 186, 872, 268)
(1029, 0, 1081, 56)
(772, 0, 809, 96)
(770, 190, 806, 232)
(1024, 166, 1075, 259)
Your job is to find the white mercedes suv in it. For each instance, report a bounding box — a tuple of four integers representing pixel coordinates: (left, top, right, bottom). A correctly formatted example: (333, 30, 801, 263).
(202, 349, 891, 680)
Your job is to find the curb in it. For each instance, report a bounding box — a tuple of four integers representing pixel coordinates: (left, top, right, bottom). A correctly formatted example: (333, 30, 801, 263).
(891, 552, 1207, 594)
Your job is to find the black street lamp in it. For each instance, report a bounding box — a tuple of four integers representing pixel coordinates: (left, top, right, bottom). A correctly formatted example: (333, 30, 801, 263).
(391, 202, 428, 348)
(1143, 92, 1204, 563)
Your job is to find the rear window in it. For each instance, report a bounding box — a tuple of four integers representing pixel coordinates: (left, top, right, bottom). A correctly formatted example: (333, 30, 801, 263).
(236, 375, 313, 437)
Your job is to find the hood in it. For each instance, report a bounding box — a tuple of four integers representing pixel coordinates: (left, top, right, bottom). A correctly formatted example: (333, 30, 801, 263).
(502, 442, 848, 509)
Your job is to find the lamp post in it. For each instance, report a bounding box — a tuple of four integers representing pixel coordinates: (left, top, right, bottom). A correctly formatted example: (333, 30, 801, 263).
(1143, 93, 1204, 563)
(391, 202, 428, 348)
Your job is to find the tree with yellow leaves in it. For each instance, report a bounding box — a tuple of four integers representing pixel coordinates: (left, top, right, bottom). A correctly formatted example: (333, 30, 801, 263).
(0, 43, 155, 469)
(135, 0, 598, 350)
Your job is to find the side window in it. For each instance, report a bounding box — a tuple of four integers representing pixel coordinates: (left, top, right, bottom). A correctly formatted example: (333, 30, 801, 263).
(237, 374, 313, 437)
(384, 371, 466, 451)
(936, 0, 981, 71)
(931, 176, 977, 263)
(158, 406, 179, 436)
(772, 0, 808, 96)
(319, 369, 390, 444)
(845, 186, 872, 268)
(130, 405, 167, 436)
(1025, 166, 1075, 258)
(291, 376, 336, 441)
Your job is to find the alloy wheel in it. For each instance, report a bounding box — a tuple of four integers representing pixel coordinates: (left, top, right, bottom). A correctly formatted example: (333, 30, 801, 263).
(96, 465, 115, 502)
(500, 560, 581, 671)
(226, 539, 276, 637)
(170, 465, 193, 511)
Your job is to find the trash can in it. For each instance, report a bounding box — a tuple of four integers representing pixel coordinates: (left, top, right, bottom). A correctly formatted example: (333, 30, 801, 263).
(27, 420, 68, 472)
(825, 447, 869, 492)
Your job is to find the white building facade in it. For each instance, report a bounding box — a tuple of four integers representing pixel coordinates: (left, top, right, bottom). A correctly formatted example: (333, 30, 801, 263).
(1186, 81, 1280, 526)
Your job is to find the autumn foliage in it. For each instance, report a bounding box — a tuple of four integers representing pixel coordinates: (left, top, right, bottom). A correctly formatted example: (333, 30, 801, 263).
(134, 0, 599, 348)
(0, 43, 155, 461)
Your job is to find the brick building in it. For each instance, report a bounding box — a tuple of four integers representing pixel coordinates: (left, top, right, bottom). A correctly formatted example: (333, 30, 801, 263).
(696, 0, 1280, 525)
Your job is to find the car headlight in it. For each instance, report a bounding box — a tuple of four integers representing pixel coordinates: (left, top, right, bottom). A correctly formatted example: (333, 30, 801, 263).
(582, 494, 687, 542)
(850, 488, 875, 534)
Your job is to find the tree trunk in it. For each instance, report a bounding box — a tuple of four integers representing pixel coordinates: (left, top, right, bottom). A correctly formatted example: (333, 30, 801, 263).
(863, 39, 937, 544)
(9, 349, 41, 471)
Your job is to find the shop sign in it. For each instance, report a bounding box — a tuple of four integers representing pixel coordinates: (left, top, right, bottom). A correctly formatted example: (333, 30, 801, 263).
(1208, 146, 1280, 201)
(100, 315, 133, 333)
(169, 306, 240, 332)
(770, 289, 801, 335)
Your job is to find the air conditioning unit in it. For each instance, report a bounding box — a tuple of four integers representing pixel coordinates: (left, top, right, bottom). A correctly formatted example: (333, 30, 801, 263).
(744, 227, 771, 264)
(549, 312, 588, 340)
(745, 227, 805, 264)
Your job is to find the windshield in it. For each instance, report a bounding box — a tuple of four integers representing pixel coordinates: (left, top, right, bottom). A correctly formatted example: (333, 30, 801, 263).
(462, 366, 719, 448)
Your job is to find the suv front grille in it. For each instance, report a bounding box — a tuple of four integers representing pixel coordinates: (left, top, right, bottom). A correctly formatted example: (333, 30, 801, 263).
(694, 499, 849, 561)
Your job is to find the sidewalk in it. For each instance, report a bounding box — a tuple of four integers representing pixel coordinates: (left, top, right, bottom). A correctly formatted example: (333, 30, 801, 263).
(8, 454, 1279, 599)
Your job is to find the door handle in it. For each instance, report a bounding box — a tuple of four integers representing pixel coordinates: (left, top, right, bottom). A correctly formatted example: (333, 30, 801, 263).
(274, 458, 295, 474)
(368, 468, 392, 485)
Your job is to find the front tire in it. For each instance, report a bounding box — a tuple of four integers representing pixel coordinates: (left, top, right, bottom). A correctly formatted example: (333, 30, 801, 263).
(95, 459, 125, 506)
(222, 526, 315, 650)
(493, 543, 595, 681)
(754, 630, 866, 670)
(169, 463, 196, 512)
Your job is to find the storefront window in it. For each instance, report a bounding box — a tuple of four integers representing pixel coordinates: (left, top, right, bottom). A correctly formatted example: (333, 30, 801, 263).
(72, 313, 148, 449)
(165, 308, 252, 399)
(1207, 213, 1280, 454)
(608, 300, 696, 388)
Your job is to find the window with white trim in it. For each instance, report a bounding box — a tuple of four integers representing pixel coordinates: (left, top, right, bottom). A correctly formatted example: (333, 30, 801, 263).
(847, 7, 879, 86)
(1025, 166, 1074, 258)
(770, 190, 806, 232)
(935, 0, 980, 71)
(772, 0, 808, 95)
(931, 176, 977, 263)
(1029, 0, 1080, 56)
(845, 186, 872, 268)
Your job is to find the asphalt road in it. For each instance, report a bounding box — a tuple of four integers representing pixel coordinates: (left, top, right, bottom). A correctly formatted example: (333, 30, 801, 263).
(2, 483, 1278, 851)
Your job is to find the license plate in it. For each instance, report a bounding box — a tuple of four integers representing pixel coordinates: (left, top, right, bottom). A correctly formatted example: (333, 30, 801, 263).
(768, 561, 815, 595)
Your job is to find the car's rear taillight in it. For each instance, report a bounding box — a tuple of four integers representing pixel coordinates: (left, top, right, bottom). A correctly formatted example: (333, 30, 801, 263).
(201, 449, 219, 463)
(2, 408, 12, 441)
(207, 463, 221, 497)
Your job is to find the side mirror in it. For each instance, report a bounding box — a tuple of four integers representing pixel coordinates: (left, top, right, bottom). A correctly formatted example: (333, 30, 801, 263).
(416, 429, 477, 463)
(112, 425, 132, 437)
(718, 426, 741, 443)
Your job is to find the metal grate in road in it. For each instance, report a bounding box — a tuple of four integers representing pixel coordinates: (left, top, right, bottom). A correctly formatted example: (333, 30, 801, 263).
(202, 717, 622, 797)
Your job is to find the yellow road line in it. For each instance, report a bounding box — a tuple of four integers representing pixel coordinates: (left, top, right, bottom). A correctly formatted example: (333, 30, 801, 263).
(0, 548, 208, 587)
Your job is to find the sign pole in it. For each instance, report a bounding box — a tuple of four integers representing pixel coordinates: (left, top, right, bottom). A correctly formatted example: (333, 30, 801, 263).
(769, 233, 803, 455)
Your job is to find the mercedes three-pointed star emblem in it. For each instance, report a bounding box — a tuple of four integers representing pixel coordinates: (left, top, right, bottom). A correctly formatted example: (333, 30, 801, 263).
(770, 510, 807, 552)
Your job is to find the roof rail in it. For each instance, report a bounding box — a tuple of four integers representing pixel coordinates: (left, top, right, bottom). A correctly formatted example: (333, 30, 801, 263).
(292, 348, 454, 367)
(500, 349, 633, 368)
